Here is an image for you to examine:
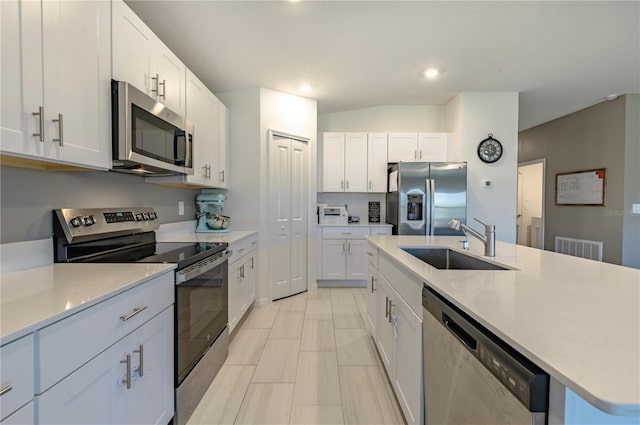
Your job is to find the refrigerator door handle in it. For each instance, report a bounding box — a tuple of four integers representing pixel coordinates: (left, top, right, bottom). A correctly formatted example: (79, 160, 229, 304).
(430, 179, 436, 235)
(425, 179, 431, 235)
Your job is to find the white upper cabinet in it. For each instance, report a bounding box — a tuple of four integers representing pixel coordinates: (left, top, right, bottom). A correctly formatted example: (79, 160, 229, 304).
(322, 132, 346, 192)
(417, 133, 448, 162)
(388, 132, 448, 162)
(112, 0, 185, 117)
(217, 102, 229, 188)
(367, 133, 388, 192)
(344, 133, 368, 192)
(1, 0, 111, 170)
(321, 132, 385, 193)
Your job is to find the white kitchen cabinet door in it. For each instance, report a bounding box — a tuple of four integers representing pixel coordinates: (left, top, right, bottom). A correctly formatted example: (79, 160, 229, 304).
(112, 0, 154, 97)
(367, 133, 388, 192)
(116, 307, 174, 425)
(290, 141, 308, 295)
(376, 274, 394, 374)
(155, 43, 186, 117)
(367, 262, 378, 338)
(228, 262, 240, 333)
(322, 132, 346, 192)
(237, 262, 249, 319)
(321, 239, 346, 279)
(346, 239, 368, 279)
(185, 69, 209, 185)
(39, 307, 174, 425)
(216, 101, 228, 188)
(388, 133, 418, 163)
(42, 0, 111, 169)
(391, 295, 423, 425)
(247, 253, 256, 305)
(0, 0, 44, 158)
(344, 132, 368, 192)
(418, 133, 448, 162)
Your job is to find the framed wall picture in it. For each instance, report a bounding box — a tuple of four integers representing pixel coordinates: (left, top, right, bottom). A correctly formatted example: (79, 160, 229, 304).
(555, 168, 605, 206)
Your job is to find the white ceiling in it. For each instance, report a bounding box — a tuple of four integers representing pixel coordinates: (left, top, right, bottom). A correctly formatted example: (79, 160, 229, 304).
(126, 1, 639, 131)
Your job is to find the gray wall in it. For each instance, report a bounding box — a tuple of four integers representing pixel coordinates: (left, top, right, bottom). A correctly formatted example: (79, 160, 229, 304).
(622, 95, 640, 268)
(518, 96, 627, 265)
(0, 166, 200, 243)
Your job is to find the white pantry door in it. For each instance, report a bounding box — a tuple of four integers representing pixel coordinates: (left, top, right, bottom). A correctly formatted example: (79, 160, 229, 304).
(269, 134, 308, 300)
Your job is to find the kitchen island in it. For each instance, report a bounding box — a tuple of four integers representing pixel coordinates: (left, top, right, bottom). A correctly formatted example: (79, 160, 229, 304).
(367, 235, 639, 424)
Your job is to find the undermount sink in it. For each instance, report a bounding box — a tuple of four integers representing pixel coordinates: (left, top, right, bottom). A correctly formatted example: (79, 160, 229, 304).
(401, 247, 511, 271)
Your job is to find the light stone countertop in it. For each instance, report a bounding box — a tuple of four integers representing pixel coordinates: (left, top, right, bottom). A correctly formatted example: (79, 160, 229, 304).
(0, 263, 175, 345)
(367, 235, 640, 416)
(156, 230, 257, 245)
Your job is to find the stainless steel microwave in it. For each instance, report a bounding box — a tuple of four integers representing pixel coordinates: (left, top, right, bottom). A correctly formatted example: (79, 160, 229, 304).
(111, 80, 193, 176)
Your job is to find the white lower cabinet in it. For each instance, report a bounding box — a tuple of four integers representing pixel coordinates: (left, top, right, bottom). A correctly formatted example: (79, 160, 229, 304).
(319, 226, 391, 281)
(368, 244, 423, 425)
(228, 235, 257, 333)
(0, 334, 34, 422)
(38, 306, 174, 425)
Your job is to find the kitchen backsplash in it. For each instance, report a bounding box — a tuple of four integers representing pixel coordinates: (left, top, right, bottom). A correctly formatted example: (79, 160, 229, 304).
(0, 166, 200, 244)
(317, 193, 386, 224)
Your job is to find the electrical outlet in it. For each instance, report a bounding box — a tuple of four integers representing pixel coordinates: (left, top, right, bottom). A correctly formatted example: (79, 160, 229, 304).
(178, 201, 184, 216)
(482, 179, 492, 189)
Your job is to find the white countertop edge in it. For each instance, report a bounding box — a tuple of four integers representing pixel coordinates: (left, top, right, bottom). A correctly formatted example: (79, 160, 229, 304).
(367, 236, 640, 417)
(0, 263, 176, 346)
(156, 230, 257, 245)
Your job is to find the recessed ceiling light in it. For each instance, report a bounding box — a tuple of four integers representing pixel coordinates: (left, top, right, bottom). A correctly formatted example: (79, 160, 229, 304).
(299, 83, 312, 93)
(424, 68, 439, 79)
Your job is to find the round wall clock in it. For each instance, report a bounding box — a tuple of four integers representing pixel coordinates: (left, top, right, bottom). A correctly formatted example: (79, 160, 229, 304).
(477, 134, 503, 163)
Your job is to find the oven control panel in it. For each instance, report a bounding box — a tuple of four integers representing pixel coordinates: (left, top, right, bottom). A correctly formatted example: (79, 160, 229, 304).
(53, 208, 159, 244)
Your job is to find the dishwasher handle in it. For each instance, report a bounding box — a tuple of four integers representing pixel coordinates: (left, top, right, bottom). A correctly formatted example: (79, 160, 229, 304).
(443, 313, 477, 351)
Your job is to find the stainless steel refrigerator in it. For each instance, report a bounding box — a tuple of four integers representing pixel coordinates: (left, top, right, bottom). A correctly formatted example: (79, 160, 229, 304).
(386, 162, 467, 235)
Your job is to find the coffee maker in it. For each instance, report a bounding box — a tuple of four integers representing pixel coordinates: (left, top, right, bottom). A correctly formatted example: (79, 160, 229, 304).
(196, 192, 231, 233)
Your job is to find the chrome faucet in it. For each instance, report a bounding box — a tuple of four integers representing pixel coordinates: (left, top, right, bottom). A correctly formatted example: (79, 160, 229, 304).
(449, 218, 496, 257)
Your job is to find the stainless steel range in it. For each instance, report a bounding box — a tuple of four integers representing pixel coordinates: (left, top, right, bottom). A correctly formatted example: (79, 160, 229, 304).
(53, 207, 230, 425)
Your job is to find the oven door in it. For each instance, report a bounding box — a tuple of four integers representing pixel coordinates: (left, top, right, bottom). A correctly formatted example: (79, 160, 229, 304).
(175, 250, 230, 385)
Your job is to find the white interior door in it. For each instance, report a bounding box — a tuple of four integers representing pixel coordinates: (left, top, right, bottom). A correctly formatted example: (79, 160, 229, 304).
(290, 139, 308, 295)
(269, 136, 292, 300)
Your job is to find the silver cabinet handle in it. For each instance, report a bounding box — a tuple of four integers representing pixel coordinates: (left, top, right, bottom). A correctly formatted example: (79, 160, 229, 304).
(420, 150, 423, 160)
(121, 354, 132, 389)
(371, 276, 376, 293)
(369, 180, 372, 190)
(341, 232, 352, 235)
(346, 180, 349, 189)
(340, 180, 344, 189)
(388, 301, 395, 323)
(52, 113, 63, 146)
(238, 248, 245, 254)
(159, 79, 166, 99)
(385, 296, 389, 318)
(347, 242, 351, 252)
(203, 165, 208, 178)
(151, 74, 159, 94)
(120, 306, 147, 322)
(367, 252, 374, 257)
(342, 242, 346, 252)
(0, 385, 12, 396)
(220, 170, 225, 182)
(32, 106, 44, 142)
(208, 165, 212, 179)
(134, 345, 144, 377)
(240, 264, 245, 279)
(415, 150, 418, 160)
(250, 257, 254, 269)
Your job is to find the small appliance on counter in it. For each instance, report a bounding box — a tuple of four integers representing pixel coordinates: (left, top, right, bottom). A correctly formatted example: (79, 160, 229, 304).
(196, 192, 231, 233)
(319, 205, 348, 225)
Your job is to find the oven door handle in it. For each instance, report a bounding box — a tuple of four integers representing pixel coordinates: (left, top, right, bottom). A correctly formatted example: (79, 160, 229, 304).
(175, 250, 232, 283)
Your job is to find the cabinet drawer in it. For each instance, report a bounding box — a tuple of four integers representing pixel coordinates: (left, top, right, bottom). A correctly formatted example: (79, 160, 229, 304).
(0, 335, 34, 421)
(229, 234, 257, 265)
(370, 226, 392, 236)
(38, 272, 174, 392)
(323, 227, 370, 239)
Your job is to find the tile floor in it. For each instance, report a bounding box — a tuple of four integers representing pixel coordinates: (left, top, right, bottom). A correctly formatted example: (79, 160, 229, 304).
(187, 287, 405, 425)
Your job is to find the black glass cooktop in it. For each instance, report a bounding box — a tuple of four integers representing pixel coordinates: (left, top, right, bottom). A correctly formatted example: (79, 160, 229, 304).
(134, 242, 227, 265)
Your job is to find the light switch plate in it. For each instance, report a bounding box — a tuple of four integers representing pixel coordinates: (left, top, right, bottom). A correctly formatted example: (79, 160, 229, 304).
(633, 204, 640, 214)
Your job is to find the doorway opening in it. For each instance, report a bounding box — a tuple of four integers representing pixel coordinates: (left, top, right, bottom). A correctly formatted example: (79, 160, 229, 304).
(517, 159, 546, 249)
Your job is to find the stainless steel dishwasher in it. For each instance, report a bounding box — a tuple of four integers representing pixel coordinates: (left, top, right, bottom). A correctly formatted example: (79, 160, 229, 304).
(422, 286, 549, 425)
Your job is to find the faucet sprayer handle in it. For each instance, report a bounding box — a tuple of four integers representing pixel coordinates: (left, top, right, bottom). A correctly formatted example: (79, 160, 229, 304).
(473, 217, 488, 227)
